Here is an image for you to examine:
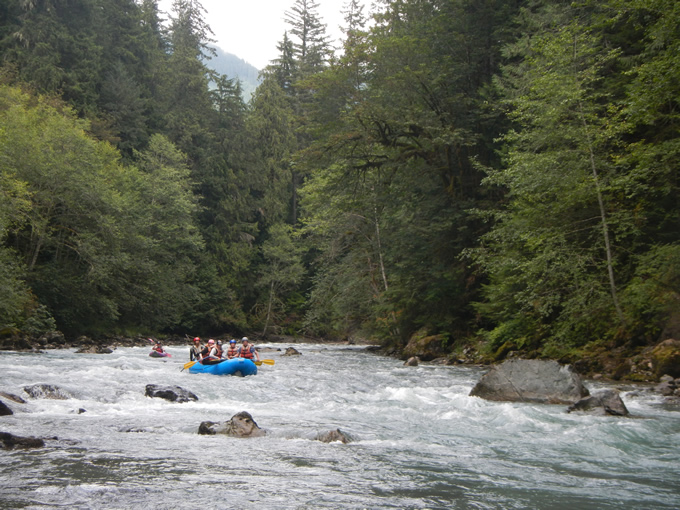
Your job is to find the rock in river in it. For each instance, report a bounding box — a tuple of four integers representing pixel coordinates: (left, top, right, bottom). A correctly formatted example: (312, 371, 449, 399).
(0, 432, 44, 449)
(469, 359, 589, 404)
(198, 411, 266, 437)
(145, 384, 198, 403)
(567, 389, 629, 416)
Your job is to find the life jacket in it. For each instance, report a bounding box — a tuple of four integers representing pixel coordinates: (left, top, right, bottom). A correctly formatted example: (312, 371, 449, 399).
(190, 345, 201, 361)
(226, 346, 238, 358)
(200, 346, 220, 364)
(215, 344, 223, 358)
(240, 344, 254, 359)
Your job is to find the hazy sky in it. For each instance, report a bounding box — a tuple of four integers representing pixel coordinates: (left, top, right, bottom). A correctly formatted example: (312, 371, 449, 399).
(157, 0, 355, 70)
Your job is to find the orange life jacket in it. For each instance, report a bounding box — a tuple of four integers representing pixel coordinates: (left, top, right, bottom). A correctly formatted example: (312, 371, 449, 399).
(239, 344, 254, 359)
(226, 346, 238, 358)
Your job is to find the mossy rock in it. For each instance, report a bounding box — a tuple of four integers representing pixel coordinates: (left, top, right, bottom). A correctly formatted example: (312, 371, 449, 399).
(650, 339, 680, 379)
(493, 341, 516, 361)
(402, 332, 448, 362)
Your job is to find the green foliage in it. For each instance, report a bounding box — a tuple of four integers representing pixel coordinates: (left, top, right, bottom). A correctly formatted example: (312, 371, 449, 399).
(24, 304, 56, 337)
(297, 0, 513, 343)
(0, 0, 677, 357)
(253, 223, 305, 336)
(0, 246, 30, 328)
(472, 1, 630, 349)
(0, 83, 204, 335)
(620, 244, 680, 344)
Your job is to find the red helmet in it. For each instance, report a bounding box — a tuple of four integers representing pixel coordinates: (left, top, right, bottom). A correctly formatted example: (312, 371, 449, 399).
(193, 337, 200, 342)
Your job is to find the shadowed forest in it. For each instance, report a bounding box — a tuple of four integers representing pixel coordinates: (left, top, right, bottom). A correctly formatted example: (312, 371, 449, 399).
(0, 0, 678, 374)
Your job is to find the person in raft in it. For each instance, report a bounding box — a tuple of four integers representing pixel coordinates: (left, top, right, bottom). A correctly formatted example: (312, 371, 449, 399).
(215, 340, 224, 359)
(225, 339, 239, 359)
(199, 339, 220, 363)
(189, 337, 202, 361)
(238, 337, 260, 362)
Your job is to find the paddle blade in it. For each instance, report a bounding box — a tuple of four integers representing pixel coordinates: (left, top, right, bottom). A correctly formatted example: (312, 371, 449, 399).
(183, 360, 197, 370)
(255, 359, 275, 366)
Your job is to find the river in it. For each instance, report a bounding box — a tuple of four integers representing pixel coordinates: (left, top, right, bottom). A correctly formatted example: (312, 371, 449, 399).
(0, 344, 678, 509)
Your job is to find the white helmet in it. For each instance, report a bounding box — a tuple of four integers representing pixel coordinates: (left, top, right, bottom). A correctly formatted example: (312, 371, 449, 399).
(241, 337, 248, 342)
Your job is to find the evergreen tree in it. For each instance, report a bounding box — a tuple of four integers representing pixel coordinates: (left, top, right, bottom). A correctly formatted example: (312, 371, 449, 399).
(284, 0, 332, 78)
(297, 0, 516, 342)
(0, 0, 102, 114)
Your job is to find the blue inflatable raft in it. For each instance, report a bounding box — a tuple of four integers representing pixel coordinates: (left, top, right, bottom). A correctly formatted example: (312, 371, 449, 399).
(188, 358, 258, 377)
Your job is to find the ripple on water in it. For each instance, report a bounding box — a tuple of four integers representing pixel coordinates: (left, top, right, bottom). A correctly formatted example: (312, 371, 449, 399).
(1, 345, 679, 509)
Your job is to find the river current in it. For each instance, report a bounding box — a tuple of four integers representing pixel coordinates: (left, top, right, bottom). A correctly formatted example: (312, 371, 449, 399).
(0, 344, 678, 509)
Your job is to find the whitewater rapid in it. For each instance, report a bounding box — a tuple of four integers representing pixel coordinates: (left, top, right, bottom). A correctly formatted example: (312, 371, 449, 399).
(0, 344, 678, 509)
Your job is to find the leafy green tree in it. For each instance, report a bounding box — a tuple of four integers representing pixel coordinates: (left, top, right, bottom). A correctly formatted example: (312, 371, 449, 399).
(0, 148, 31, 328)
(0, 83, 206, 335)
(472, 1, 635, 354)
(610, 0, 680, 341)
(0, 84, 128, 333)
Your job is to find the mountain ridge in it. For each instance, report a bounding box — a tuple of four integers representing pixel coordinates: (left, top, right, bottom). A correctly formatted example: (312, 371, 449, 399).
(205, 45, 261, 100)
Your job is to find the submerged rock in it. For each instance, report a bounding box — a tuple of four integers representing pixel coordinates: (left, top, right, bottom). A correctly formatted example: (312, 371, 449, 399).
(0, 392, 26, 404)
(0, 432, 44, 449)
(314, 428, 353, 444)
(567, 389, 629, 416)
(469, 359, 589, 404)
(145, 384, 198, 403)
(404, 356, 420, 367)
(198, 411, 266, 437)
(284, 347, 301, 356)
(24, 384, 73, 400)
(75, 345, 114, 354)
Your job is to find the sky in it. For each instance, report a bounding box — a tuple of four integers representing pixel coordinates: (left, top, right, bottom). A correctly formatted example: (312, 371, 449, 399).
(157, 0, 358, 70)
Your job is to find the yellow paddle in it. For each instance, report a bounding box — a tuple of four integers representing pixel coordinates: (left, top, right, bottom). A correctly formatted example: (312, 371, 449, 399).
(183, 360, 198, 370)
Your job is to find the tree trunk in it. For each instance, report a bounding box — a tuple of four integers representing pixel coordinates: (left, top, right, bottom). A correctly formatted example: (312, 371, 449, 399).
(262, 280, 275, 337)
(579, 103, 624, 322)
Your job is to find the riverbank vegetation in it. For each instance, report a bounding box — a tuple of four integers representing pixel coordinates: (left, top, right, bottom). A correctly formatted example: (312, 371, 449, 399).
(1, 0, 678, 380)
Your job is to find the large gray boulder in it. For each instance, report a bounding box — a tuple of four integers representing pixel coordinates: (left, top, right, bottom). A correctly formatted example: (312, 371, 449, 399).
(198, 411, 266, 437)
(567, 389, 629, 416)
(469, 359, 589, 404)
(145, 384, 198, 403)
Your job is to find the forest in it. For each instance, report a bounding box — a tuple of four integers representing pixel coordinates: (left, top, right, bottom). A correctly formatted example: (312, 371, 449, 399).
(0, 0, 678, 375)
